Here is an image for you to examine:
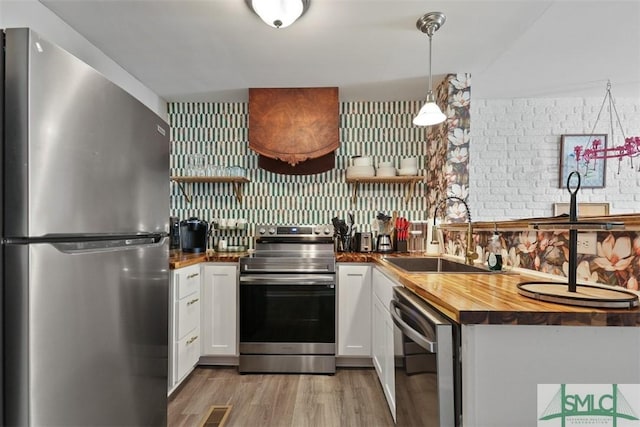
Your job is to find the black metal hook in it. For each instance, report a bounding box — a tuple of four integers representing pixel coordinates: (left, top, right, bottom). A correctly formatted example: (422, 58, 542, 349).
(566, 171, 581, 196)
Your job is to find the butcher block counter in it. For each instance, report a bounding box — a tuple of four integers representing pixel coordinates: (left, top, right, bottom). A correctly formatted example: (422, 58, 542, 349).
(332, 253, 640, 327)
(169, 250, 247, 269)
(374, 257, 640, 327)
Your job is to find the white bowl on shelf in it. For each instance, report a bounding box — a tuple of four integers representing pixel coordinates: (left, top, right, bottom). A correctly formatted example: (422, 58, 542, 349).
(376, 167, 396, 177)
(397, 167, 418, 176)
(400, 157, 418, 168)
(378, 161, 394, 168)
(352, 156, 372, 166)
(347, 165, 375, 178)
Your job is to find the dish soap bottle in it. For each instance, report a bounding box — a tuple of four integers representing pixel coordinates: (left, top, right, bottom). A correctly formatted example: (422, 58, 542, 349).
(487, 233, 503, 271)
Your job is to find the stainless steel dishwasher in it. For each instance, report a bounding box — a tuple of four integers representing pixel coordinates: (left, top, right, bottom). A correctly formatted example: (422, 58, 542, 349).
(390, 286, 461, 427)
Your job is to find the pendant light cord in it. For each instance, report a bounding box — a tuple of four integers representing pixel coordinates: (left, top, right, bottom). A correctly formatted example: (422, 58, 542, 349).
(428, 34, 433, 93)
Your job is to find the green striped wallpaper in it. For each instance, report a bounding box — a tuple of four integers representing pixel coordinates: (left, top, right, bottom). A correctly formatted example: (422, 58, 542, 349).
(168, 80, 470, 247)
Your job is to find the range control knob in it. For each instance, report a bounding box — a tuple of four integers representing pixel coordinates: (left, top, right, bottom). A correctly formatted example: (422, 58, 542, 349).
(313, 226, 321, 235)
(268, 227, 276, 235)
(323, 227, 332, 235)
(258, 227, 266, 235)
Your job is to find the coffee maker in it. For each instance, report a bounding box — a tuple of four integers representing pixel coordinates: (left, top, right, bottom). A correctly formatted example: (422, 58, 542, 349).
(376, 234, 393, 253)
(179, 217, 208, 253)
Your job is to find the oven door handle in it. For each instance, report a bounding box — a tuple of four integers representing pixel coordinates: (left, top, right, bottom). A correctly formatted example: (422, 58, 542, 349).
(239, 274, 336, 285)
(390, 299, 437, 353)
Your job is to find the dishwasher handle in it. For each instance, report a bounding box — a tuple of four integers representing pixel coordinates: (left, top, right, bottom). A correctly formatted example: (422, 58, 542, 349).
(390, 298, 437, 353)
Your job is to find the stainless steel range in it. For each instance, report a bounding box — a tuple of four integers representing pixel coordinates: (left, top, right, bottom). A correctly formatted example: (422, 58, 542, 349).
(239, 224, 336, 374)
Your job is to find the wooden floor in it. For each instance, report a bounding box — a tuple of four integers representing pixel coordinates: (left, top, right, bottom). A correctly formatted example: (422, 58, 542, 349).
(168, 367, 395, 427)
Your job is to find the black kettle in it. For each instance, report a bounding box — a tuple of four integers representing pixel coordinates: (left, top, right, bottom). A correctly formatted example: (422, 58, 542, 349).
(179, 217, 208, 253)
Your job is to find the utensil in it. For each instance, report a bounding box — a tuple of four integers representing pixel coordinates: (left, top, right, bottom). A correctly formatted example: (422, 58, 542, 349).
(332, 216, 341, 235)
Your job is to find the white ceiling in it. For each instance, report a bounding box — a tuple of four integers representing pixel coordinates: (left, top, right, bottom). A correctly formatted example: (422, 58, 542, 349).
(39, 0, 640, 103)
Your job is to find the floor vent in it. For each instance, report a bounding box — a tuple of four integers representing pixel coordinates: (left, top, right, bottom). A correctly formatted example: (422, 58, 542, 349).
(198, 405, 232, 427)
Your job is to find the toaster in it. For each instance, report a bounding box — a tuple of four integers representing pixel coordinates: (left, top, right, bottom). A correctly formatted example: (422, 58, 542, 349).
(353, 232, 373, 253)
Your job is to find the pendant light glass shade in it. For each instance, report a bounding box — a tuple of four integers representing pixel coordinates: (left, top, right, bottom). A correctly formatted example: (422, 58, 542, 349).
(413, 12, 447, 127)
(249, 0, 308, 29)
(413, 93, 446, 126)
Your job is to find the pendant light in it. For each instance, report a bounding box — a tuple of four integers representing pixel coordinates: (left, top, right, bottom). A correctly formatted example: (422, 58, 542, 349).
(413, 12, 447, 126)
(246, 0, 310, 29)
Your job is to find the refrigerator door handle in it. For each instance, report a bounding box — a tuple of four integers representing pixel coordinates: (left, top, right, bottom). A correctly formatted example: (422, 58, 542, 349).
(51, 235, 168, 254)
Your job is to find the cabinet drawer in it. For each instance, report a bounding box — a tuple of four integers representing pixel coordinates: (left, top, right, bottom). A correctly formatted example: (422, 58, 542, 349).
(176, 265, 201, 300)
(174, 327, 200, 383)
(176, 294, 200, 339)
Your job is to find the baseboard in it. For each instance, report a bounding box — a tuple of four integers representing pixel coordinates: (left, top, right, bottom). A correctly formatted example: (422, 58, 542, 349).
(336, 356, 373, 368)
(196, 355, 372, 368)
(198, 355, 239, 366)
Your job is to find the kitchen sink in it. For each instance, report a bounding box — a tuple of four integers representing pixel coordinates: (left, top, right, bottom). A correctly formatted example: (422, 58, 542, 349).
(384, 257, 492, 273)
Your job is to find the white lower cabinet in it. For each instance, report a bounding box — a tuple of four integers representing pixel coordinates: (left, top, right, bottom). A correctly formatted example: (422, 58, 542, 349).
(169, 264, 201, 393)
(201, 263, 238, 357)
(371, 267, 397, 421)
(337, 263, 372, 357)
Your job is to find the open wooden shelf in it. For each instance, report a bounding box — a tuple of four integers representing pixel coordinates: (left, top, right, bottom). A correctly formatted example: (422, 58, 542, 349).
(171, 176, 250, 204)
(345, 176, 425, 203)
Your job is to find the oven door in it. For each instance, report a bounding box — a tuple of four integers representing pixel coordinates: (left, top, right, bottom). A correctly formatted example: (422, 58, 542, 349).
(239, 274, 336, 355)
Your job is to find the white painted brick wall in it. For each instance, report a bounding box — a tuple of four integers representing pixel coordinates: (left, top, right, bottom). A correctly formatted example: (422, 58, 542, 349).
(469, 97, 640, 221)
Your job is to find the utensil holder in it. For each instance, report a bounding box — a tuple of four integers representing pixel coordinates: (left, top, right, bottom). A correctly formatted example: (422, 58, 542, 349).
(335, 236, 352, 252)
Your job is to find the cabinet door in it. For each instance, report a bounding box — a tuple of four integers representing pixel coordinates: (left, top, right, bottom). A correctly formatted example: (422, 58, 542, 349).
(383, 312, 396, 420)
(371, 267, 397, 421)
(372, 294, 385, 378)
(372, 267, 395, 309)
(337, 264, 372, 356)
(201, 264, 238, 356)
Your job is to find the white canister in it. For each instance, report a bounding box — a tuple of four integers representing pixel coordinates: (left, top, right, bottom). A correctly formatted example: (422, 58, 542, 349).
(218, 238, 227, 251)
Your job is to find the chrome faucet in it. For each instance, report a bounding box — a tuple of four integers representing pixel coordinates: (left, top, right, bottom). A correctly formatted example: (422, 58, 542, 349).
(432, 196, 478, 265)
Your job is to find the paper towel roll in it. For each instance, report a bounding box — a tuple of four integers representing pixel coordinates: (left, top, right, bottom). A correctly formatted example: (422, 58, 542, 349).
(426, 217, 441, 255)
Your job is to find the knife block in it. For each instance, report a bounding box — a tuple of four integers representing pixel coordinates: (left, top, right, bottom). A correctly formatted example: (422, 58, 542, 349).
(394, 237, 408, 253)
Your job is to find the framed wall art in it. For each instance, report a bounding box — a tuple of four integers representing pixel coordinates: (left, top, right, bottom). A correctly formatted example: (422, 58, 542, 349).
(559, 134, 607, 188)
(553, 202, 610, 217)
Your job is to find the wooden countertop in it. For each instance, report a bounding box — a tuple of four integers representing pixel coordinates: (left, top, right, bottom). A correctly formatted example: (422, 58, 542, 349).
(373, 256, 640, 327)
(170, 250, 640, 327)
(169, 250, 247, 269)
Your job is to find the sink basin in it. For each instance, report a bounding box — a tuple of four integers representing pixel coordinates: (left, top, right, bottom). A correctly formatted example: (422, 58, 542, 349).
(384, 257, 491, 273)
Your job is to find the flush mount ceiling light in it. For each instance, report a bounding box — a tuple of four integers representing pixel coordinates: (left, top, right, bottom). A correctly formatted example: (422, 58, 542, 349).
(413, 12, 447, 127)
(246, 0, 310, 29)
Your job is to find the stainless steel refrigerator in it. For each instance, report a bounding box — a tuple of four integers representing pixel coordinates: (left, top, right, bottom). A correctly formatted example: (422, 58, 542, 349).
(1, 28, 170, 426)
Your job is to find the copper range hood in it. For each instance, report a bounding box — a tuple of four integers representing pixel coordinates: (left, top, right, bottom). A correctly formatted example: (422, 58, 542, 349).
(248, 87, 339, 175)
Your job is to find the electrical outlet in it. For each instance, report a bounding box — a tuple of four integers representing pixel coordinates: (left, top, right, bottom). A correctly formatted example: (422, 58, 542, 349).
(576, 232, 598, 255)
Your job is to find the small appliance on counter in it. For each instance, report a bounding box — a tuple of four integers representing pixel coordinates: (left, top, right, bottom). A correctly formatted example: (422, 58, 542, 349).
(376, 234, 393, 253)
(353, 232, 373, 253)
(180, 217, 208, 253)
(169, 216, 181, 250)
